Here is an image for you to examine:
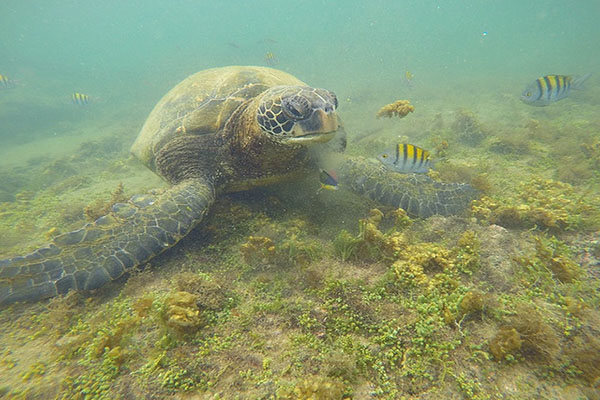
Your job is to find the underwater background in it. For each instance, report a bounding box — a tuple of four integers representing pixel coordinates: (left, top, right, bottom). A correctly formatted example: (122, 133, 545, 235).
(1, 0, 600, 399)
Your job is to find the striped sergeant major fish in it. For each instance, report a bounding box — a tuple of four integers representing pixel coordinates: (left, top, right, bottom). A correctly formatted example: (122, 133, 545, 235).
(72, 92, 91, 105)
(520, 73, 591, 106)
(0, 74, 17, 89)
(377, 143, 431, 174)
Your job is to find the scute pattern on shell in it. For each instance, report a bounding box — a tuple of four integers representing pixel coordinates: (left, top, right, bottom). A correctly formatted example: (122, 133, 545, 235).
(131, 66, 306, 172)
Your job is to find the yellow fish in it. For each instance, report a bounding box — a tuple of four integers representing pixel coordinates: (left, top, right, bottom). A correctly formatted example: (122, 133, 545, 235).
(318, 169, 339, 192)
(378, 143, 431, 174)
(0, 74, 17, 89)
(264, 52, 278, 66)
(404, 70, 414, 87)
(520, 73, 591, 106)
(72, 92, 91, 105)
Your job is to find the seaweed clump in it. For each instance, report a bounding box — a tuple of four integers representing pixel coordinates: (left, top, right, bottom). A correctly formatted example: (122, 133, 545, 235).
(393, 242, 455, 288)
(173, 272, 230, 312)
(332, 208, 408, 262)
(84, 182, 128, 221)
(489, 303, 559, 362)
(457, 290, 485, 318)
(488, 134, 531, 156)
(241, 236, 277, 265)
(512, 234, 582, 291)
(581, 139, 600, 170)
(452, 109, 487, 146)
(240, 218, 323, 268)
(431, 136, 449, 158)
(393, 230, 481, 290)
(376, 100, 414, 119)
(489, 327, 522, 361)
(163, 291, 204, 335)
(279, 376, 347, 400)
(532, 235, 581, 283)
(567, 335, 600, 386)
(160, 273, 232, 338)
(471, 178, 600, 231)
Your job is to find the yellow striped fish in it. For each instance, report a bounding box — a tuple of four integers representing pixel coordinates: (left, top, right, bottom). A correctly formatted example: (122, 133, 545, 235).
(404, 70, 414, 87)
(264, 51, 278, 66)
(378, 143, 431, 174)
(72, 92, 91, 105)
(521, 73, 591, 106)
(0, 74, 16, 89)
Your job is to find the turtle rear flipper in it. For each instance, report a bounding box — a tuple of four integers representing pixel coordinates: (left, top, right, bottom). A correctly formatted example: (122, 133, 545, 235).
(0, 178, 214, 306)
(339, 157, 479, 218)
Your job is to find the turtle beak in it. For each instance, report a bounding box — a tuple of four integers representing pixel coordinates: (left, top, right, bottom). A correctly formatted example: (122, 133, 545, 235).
(285, 110, 338, 144)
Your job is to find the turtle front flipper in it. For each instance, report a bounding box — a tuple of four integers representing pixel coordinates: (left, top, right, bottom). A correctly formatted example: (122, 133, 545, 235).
(339, 156, 478, 218)
(0, 178, 214, 306)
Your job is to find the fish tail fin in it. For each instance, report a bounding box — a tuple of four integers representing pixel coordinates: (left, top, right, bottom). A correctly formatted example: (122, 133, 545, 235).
(572, 73, 592, 90)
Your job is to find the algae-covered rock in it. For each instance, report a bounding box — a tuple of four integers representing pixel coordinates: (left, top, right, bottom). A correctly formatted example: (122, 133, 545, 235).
(164, 291, 204, 334)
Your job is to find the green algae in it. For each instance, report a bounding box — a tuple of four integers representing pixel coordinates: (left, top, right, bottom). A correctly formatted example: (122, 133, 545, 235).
(471, 177, 600, 232)
(452, 109, 487, 146)
(332, 208, 409, 263)
(280, 376, 348, 399)
(3, 184, 599, 398)
(1, 99, 600, 400)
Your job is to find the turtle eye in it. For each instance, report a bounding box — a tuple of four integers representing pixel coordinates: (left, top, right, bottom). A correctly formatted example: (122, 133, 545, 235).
(282, 95, 311, 120)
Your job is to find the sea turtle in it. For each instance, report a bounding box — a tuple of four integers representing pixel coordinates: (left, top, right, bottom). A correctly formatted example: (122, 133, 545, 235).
(0, 66, 478, 306)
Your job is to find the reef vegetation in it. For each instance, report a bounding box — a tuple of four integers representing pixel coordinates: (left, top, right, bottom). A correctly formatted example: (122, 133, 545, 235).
(375, 100, 415, 119)
(1, 96, 600, 399)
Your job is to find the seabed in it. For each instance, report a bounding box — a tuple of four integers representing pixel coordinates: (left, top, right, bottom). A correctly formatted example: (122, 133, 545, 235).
(1, 83, 599, 399)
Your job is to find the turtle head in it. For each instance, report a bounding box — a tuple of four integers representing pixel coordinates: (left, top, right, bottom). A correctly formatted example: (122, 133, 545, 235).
(256, 86, 339, 145)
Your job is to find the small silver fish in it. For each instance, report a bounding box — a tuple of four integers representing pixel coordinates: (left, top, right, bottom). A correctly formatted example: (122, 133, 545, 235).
(378, 143, 431, 174)
(520, 73, 591, 106)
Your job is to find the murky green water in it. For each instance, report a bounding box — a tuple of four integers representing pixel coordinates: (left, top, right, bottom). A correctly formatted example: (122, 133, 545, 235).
(1, 1, 599, 399)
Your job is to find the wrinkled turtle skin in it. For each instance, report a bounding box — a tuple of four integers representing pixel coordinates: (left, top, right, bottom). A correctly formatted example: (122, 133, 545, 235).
(0, 66, 478, 306)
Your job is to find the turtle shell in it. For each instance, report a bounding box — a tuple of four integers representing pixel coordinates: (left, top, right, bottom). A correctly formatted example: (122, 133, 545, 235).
(131, 66, 306, 171)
